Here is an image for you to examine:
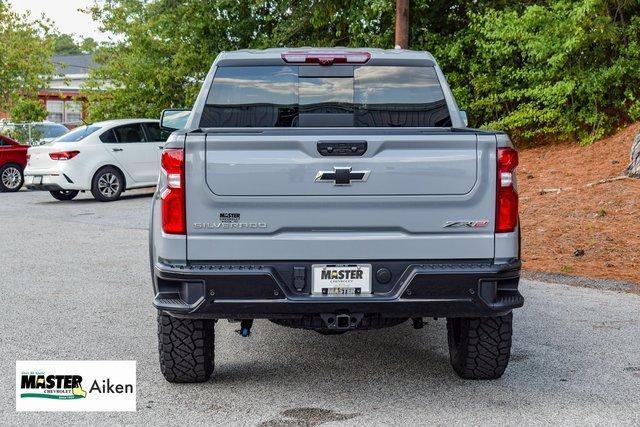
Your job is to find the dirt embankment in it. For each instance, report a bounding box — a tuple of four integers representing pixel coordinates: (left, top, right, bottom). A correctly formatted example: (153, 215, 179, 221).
(518, 123, 640, 285)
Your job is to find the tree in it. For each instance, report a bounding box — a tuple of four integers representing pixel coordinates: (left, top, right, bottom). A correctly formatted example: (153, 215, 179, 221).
(83, 0, 528, 122)
(79, 37, 98, 53)
(628, 132, 640, 178)
(0, 2, 54, 114)
(395, 0, 409, 48)
(53, 33, 81, 54)
(9, 98, 47, 122)
(6, 97, 48, 142)
(84, 0, 231, 120)
(52, 33, 99, 54)
(424, 0, 640, 143)
(83, 0, 397, 121)
(84, 0, 640, 145)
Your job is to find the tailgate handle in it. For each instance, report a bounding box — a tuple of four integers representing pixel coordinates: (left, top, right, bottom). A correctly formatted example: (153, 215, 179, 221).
(317, 141, 367, 156)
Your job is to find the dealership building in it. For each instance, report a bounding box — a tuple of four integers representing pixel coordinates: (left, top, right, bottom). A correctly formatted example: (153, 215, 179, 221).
(40, 54, 97, 125)
(0, 54, 98, 124)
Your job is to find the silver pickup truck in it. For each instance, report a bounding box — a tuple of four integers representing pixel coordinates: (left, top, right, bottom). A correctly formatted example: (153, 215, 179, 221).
(150, 48, 523, 383)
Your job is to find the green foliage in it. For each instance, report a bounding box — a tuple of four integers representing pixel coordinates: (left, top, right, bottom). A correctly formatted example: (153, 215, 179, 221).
(3, 97, 47, 143)
(79, 37, 98, 53)
(84, 0, 226, 120)
(83, 0, 397, 121)
(52, 33, 98, 54)
(423, 0, 640, 143)
(85, 0, 640, 144)
(9, 97, 47, 122)
(53, 33, 81, 54)
(0, 2, 54, 113)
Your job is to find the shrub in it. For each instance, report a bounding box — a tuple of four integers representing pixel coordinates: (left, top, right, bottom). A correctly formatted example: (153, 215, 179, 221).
(428, 0, 640, 144)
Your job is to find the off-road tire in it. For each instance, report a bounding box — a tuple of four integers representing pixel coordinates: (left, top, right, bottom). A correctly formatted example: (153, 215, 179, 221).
(446, 312, 513, 380)
(91, 166, 124, 202)
(49, 190, 79, 201)
(157, 312, 215, 383)
(0, 163, 24, 192)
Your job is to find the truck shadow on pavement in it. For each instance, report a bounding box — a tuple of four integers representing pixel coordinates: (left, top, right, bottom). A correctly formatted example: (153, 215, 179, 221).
(179, 315, 571, 396)
(211, 321, 454, 386)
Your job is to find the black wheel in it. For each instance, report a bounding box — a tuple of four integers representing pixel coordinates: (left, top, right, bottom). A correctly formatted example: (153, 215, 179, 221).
(91, 166, 124, 202)
(49, 190, 79, 201)
(157, 312, 215, 383)
(446, 312, 513, 380)
(0, 164, 24, 192)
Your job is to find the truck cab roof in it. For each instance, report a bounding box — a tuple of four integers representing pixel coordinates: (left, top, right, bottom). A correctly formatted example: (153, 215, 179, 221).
(214, 48, 437, 67)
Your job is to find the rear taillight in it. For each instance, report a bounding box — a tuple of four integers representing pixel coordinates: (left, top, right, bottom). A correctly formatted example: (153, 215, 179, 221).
(496, 147, 519, 233)
(281, 50, 371, 65)
(49, 150, 80, 160)
(161, 148, 185, 235)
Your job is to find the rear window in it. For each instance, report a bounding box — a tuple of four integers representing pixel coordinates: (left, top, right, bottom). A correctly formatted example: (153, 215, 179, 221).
(201, 66, 297, 127)
(200, 66, 451, 128)
(37, 124, 69, 139)
(55, 125, 101, 142)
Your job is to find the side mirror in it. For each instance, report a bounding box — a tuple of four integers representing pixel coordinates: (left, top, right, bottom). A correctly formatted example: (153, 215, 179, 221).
(459, 110, 469, 127)
(160, 109, 190, 132)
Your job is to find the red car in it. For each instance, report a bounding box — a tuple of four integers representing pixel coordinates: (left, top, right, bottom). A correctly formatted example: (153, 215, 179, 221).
(0, 134, 29, 192)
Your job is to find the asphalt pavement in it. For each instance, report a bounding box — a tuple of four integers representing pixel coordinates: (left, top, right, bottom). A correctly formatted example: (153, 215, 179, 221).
(1, 189, 639, 425)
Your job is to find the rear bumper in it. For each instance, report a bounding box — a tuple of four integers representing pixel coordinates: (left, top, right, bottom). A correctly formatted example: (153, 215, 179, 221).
(25, 183, 66, 191)
(153, 259, 523, 319)
(24, 173, 78, 191)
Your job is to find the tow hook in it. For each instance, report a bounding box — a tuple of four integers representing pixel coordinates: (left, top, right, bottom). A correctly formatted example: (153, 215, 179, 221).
(236, 319, 253, 337)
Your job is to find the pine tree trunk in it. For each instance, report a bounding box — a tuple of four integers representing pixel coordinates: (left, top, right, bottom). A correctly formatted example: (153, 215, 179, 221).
(628, 132, 640, 178)
(395, 0, 409, 49)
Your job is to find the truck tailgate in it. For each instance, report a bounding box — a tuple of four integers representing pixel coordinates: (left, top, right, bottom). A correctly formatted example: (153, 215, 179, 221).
(205, 133, 477, 196)
(185, 131, 496, 261)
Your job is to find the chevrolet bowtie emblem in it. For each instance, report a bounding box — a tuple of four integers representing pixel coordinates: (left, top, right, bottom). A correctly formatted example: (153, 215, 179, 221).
(314, 167, 370, 186)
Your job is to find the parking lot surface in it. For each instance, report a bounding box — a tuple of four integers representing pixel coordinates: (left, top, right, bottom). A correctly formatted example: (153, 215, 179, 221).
(1, 190, 639, 425)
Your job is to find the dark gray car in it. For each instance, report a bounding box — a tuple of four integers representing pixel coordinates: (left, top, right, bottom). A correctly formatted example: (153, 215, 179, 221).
(150, 48, 523, 382)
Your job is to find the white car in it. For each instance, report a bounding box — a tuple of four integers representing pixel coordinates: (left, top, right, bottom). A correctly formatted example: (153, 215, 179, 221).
(24, 119, 167, 201)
